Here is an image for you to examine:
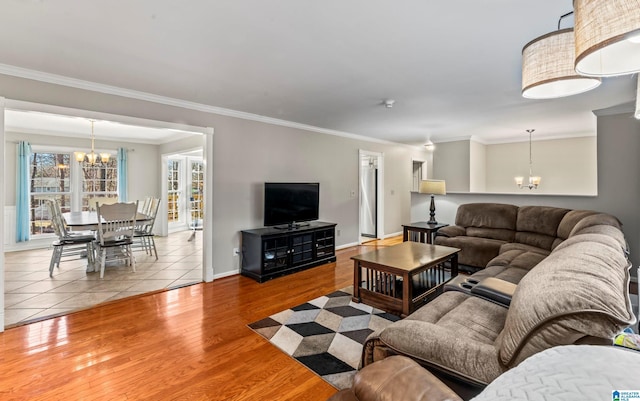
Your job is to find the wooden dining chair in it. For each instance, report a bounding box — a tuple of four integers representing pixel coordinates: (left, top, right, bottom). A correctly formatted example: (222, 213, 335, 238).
(94, 201, 139, 278)
(45, 199, 96, 277)
(133, 197, 160, 260)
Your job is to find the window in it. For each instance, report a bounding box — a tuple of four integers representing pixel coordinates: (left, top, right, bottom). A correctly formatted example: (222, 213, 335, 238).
(29, 152, 71, 235)
(81, 158, 118, 210)
(167, 159, 181, 223)
(28, 149, 118, 236)
(190, 161, 204, 229)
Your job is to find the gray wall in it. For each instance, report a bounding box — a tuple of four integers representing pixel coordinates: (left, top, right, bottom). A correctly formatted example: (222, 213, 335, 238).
(2, 72, 637, 278)
(0, 74, 426, 278)
(413, 112, 640, 271)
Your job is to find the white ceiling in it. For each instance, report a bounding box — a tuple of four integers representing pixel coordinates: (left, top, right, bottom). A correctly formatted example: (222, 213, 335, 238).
(0, 0, 637, 145)
(4, 109, 200, 144)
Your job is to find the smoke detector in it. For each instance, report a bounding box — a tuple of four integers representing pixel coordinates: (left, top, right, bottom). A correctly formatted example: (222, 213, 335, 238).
(383, 99, 395, 108)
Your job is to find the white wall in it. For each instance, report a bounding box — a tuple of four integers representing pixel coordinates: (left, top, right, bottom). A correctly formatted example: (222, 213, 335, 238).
(485, 136, 597, 195)
(469, 140, 486, 192)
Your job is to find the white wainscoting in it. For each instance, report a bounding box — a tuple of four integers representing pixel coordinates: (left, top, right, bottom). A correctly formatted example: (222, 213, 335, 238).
(4, 206, 54, 252)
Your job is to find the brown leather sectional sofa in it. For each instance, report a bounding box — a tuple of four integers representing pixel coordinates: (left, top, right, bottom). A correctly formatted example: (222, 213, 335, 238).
(356, 203, 635, 395)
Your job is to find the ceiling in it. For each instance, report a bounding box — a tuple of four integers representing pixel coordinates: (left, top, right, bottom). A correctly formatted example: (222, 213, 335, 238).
(4, 109, 199, 144)
(0, 0, 637, 145)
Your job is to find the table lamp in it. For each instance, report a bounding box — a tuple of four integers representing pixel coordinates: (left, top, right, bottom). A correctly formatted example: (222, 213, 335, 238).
(419, 180, 446, 224)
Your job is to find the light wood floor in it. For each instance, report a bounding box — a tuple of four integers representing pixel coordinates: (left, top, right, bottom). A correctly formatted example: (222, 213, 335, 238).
(0, 236, 401, 401)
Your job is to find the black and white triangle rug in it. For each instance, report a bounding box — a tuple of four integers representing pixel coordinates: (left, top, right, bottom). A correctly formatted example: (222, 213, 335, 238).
(248, 287, 400, 389)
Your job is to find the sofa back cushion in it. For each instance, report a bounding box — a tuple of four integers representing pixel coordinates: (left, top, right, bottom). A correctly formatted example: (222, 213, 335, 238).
(496, 231, 635, 367)
(556, 210, 599, 240)
(455, 203, 518, 231)
(569, 213, 622, 237)
(466, 227, 515, 242)
(514, 206, 570, 251)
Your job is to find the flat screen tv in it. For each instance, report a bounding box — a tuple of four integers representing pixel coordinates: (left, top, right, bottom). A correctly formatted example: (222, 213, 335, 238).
(264, 182, 319, 228)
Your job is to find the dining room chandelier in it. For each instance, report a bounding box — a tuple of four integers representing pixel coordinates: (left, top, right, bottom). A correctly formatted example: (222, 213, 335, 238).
(514, 129, 541, 190)
(74, 120, 110, 164)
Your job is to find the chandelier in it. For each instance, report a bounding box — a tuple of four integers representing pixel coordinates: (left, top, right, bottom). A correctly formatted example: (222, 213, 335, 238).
(74, 120, 110, 164)
(514, 129, 541, 190)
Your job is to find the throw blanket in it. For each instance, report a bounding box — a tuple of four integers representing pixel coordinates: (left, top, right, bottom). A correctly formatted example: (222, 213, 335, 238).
(472, 345, 640, 401)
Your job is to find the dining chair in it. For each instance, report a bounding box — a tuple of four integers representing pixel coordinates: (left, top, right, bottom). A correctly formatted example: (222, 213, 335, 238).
(133, 197, 160, 260)
(94, 201, 139, 278)
(88, 196, 118, 211)
(138, 196, 152, 216)
(45, 199, 96, 277)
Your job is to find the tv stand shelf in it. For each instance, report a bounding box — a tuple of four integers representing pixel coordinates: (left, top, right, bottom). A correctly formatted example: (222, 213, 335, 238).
(241, 221, 337, 282)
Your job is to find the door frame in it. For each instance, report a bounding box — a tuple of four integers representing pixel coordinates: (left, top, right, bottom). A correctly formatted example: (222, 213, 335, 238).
(358, 150, 384, 244)
(1, 100, 216, 331)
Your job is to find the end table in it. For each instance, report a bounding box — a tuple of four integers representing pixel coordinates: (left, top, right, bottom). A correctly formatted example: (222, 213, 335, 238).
(402, 222, 448, 244)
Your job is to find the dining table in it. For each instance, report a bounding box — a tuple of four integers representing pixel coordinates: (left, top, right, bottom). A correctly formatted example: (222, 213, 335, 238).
(63, 211, 152, 231)
(62, 211, 152, 273)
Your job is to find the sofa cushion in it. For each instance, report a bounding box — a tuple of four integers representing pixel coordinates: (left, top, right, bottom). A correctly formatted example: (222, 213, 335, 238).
(498, 243, 550, 257)
(569, 214, 626, 251)
(379, 291, 507, 385)
(466, 227, 515, 242)
(468, 264, 529, 285)
(455, 203, 518, 231)
(436, 225, 466, 238)
(516, 206, 570, 237)
(434, 236, 505, 268)
(487, 249, 547, 272)
(514, 206, 570, 251)
(556, 210, 599, 239)
(569, 213, 622, 236)
(496, 232, 635, 367)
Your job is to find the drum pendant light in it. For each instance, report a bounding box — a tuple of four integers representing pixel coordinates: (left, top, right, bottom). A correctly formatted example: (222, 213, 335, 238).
(574, 0, 640, 77)
(522, 27, 601, 98)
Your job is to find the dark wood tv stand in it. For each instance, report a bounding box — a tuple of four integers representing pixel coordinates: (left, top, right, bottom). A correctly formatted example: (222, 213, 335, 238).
(240, 221, 337, 282)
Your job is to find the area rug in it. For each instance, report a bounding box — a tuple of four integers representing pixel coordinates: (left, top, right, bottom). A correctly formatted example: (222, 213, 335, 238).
(248, 287, 400, 389)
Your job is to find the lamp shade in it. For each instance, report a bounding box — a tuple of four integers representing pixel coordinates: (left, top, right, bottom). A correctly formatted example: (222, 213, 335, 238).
(574, 0, 640, 77)
(522, 28, 601, 99)
(419, 180, 446, 195)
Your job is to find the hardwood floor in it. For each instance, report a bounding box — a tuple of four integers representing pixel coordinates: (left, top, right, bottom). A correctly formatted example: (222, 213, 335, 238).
(0, 237, 401, 401)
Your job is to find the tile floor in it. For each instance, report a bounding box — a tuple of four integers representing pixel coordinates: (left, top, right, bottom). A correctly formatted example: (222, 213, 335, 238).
(4, 230, 203, 328)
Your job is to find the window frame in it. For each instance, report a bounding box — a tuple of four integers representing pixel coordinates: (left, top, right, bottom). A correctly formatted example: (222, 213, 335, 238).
(28, 145, 118, 237)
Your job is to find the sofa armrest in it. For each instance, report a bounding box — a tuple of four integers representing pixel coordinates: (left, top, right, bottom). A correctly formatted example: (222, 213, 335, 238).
(470, 277, 517, 307)
(437, 225, 466, 238)
(327, 356, 462, 401)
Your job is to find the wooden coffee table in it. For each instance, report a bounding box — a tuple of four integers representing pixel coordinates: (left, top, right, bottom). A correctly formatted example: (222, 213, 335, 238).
(351, 242, 460, 317)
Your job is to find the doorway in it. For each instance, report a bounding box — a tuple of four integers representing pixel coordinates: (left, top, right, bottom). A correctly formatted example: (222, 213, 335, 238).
(359, 150, 384, 243)
(1, 100, 214, 330)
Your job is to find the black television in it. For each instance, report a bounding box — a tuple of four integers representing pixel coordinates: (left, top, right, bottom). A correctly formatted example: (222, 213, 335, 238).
(264, 182, 319, 228)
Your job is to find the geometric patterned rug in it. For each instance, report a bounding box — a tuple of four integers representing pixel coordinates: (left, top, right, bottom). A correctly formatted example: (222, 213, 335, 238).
(248, 286, 401, 390)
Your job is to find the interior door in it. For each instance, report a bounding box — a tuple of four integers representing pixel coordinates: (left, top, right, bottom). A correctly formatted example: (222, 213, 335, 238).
(360, 155, 377, 238)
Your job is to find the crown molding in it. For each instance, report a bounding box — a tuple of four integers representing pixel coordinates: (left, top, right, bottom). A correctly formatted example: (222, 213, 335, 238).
(0, 63, 416, 149)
